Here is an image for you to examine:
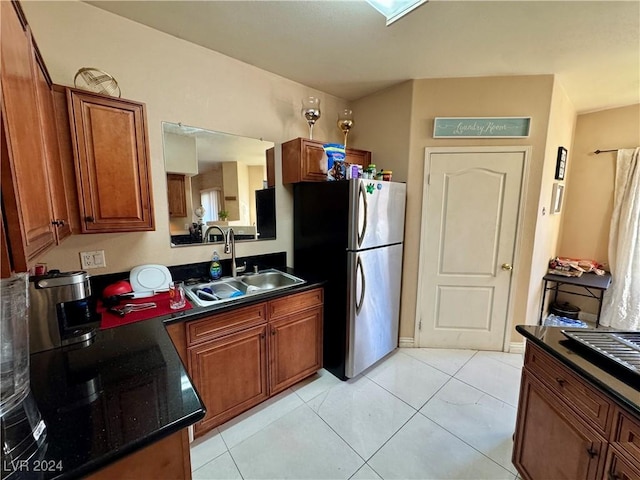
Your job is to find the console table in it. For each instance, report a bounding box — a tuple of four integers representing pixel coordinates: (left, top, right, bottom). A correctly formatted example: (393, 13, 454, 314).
(539, 271, 612, 326)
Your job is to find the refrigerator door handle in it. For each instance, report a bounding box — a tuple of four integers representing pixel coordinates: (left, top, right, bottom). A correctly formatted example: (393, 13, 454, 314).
(355, 255, 366, 315)
(357, 181, 368, 248)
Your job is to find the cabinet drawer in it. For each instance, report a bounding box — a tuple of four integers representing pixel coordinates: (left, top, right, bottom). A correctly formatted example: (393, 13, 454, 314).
(187, 303, 267, 346)
(268, 288, 323, 320)
(604, 445, 640, 480)
(612, 408, 640, 460)
(525, 343, 613, 436)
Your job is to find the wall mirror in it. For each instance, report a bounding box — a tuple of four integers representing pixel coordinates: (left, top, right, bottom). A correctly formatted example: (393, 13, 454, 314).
(162, 122, 276, 247)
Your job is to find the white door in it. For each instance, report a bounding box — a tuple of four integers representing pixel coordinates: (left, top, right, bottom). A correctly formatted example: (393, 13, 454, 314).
(417, 147, 528, 350)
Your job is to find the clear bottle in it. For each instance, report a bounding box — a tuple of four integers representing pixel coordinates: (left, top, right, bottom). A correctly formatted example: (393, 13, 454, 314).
(209, 251, 222, 280)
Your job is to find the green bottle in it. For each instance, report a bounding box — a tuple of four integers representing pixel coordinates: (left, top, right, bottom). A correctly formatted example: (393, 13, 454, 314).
(209, 251, 222, 280)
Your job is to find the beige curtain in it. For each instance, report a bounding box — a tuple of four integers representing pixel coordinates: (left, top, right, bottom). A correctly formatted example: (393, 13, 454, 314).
(600, 147, 640, 330)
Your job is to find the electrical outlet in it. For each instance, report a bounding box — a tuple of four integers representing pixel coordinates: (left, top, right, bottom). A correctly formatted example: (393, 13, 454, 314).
(80, 250, 106, 269)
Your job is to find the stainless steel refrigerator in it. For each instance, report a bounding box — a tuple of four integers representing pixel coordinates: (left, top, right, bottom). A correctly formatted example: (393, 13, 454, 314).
(293, 179, 406, 379)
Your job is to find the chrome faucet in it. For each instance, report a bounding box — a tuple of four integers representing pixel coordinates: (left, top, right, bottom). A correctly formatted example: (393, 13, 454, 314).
(226, 229, 246, 277)
(203, 225, 246, 277)
(203, 225, 226, 244)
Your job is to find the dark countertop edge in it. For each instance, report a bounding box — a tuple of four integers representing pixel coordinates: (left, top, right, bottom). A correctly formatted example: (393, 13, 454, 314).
(516, 325, 639, 416)
(61, 412, 204, 480)
(161, 278, 325, 326)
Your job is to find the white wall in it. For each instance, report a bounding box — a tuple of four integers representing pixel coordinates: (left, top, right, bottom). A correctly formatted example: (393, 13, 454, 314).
(24, 0, 350, 273)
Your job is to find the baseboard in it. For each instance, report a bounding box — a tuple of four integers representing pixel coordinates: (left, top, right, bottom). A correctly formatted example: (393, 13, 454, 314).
(399, 337, 415, 348)
(509, 342, 525, 354)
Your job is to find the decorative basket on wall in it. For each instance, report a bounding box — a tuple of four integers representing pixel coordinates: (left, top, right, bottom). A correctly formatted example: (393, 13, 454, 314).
(73, 67, 121, 97)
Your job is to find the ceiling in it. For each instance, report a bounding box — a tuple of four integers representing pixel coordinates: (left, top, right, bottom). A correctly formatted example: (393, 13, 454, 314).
(87, 0, 639, 114)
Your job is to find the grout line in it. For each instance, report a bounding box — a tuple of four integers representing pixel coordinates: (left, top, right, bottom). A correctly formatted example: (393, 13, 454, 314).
(398, 347, 479, 377)
(416, 409, 518, 477)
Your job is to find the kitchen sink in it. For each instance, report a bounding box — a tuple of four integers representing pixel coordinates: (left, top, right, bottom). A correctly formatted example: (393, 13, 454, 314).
(240, 271, 302, 290)
(185, 269, 305, 307)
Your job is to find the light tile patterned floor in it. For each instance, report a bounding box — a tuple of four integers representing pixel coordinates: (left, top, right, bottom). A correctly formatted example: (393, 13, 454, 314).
(190, 348, 523, 480)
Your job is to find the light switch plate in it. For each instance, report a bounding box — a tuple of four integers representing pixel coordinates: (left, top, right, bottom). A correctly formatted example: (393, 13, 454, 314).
(80, 250, 106, 269)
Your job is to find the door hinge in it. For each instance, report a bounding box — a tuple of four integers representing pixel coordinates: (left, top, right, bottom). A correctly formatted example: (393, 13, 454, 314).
(418, 319, 422, 331)
(426, 174, 430, 185)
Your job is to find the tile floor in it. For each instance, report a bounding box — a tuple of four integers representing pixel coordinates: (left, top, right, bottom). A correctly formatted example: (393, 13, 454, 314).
(190, 347, 524, 480)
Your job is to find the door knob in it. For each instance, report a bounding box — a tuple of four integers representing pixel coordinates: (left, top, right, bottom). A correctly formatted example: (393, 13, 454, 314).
(501, 263, 513, 271)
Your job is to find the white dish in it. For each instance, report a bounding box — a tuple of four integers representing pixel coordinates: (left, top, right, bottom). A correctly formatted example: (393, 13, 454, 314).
(129, 264, 172, 293)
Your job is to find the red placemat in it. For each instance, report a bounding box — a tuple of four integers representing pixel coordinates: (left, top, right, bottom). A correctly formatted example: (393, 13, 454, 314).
(98, 292, 192, 330)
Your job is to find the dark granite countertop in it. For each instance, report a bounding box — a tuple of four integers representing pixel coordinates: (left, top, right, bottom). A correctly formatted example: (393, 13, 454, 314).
(22, 318, 205, 480)
(516, 325, 639, 416)
(18, 257, 324, 480)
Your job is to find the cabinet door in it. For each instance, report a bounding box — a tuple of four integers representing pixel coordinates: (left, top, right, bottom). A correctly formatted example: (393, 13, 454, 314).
(189, 325, 268, 437)
(282, 137, 372, 184)
(32, 44, 72, 243)
(281, 138, 327, 183)
(266, 147, 275, 187)
(52, 85, 81, 233)
(345, 148, 371, 169)
(269, 306, 323, 395)
(513, 370, 606, 480)
(604, 446, 640, 480)
(68, 89, 155, 233)
(167, 174, 187, 217)
(1, 2, 56, 271)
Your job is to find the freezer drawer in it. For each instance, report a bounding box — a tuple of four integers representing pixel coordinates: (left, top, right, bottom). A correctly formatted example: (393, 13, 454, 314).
(346, 244, 403, 378)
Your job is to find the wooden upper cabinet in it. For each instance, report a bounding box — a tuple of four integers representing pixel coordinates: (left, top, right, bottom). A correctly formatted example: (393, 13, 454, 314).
(281, 137, 371, 184)
(265, 147, 275, 187)
(67, 88, 155, 233)
(32, 43, 72, 243)
(0, 1, 56, 272)
(52, 85, 81, 233)
(167, 174, 187, 217)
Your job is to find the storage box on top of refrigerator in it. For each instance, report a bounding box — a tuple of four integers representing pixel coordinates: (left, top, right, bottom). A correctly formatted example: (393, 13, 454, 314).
(293, 179, 406, 379)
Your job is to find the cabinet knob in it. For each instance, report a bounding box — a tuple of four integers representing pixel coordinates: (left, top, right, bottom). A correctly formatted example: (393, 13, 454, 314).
(260, 333, 265, 339)
(555, 377, 566, 387)
(51, 219, 65, 227)
(586, 447, 598, 459)
(85, 216, 95, 223)
(271, 329, 276, 336)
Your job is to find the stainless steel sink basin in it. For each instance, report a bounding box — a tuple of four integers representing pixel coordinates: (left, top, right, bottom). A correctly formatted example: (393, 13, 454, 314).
(185, 269, 305, 307)
(239, 271, 302, 290)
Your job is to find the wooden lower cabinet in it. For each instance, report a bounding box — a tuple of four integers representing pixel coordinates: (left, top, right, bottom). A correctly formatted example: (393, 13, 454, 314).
(604, 446, 640, 480)
(513, 342, 640, 480)
(184, 288, 323, 438)
(513, 371, 606, 480)
(189, 324, 269, 436)
(269, 306, 323, 395)
(86, 429, 192, 480)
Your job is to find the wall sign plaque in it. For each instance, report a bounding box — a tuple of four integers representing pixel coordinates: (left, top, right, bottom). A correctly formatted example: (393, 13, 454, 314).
(433, 117, 531, 138)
